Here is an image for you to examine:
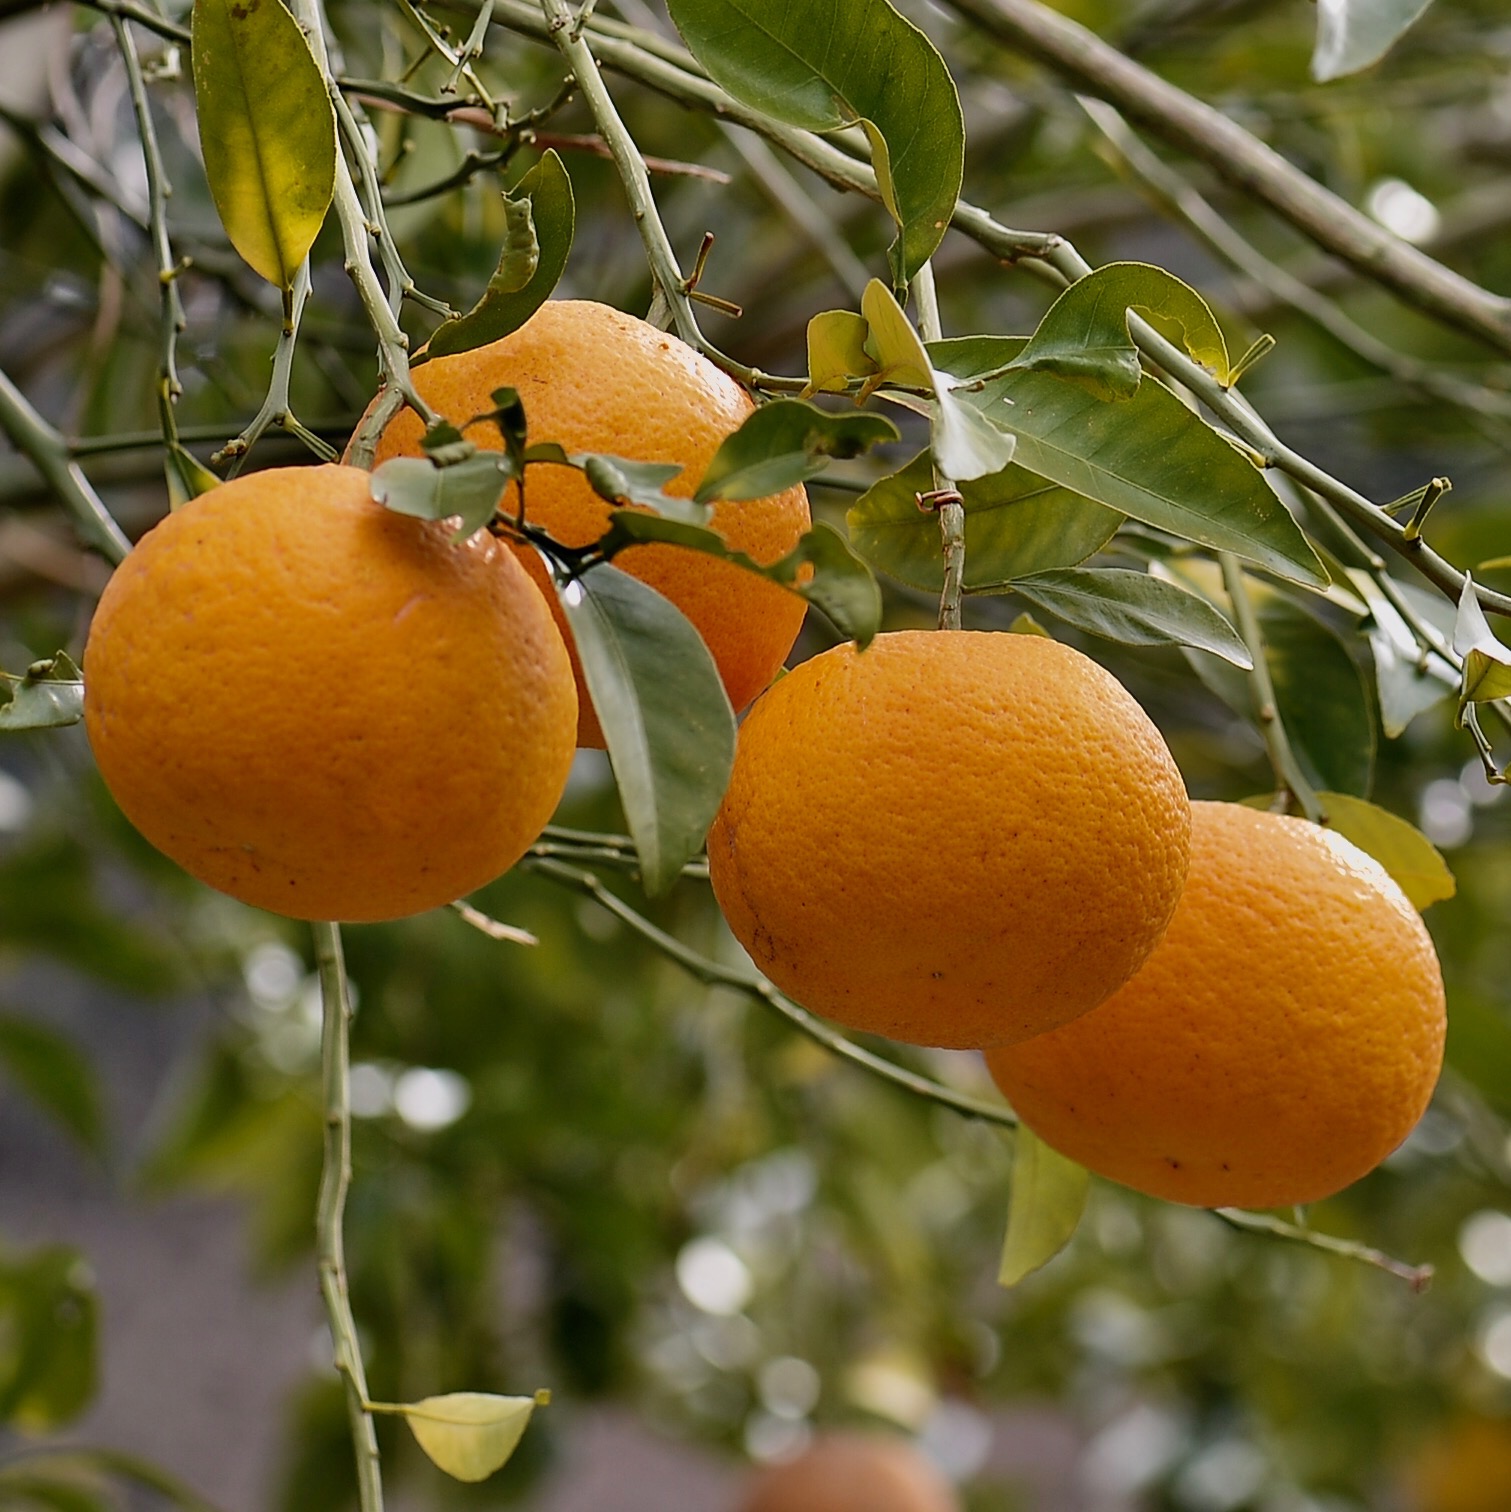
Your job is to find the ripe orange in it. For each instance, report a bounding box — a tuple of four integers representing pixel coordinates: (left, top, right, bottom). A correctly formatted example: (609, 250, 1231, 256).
(737, 1433, 959, 1512)
(706, 630, 1191, 1049)
(984, 801, 1447, 1209)
(83, 464, 577, 922)
(1404, 1416, 1511, 1512)
(361, 300, 812, 747)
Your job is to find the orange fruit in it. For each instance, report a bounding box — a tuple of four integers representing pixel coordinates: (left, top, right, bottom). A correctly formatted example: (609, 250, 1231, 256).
(1405, 1416, 1511, 1512)
(361, 300, 812, 747)
(737, 1433, 959, 1512)
(984, 801, 1447, 1208)
(83, 463, 577, 922)
(706, 630, 1191, 1049)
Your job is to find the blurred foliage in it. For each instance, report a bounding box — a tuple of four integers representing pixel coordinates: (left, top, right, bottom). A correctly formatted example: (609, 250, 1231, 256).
(5, 1, 1511, 1510)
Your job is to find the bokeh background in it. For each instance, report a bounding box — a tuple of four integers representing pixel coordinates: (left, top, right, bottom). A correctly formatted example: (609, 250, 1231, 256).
(5, 1, 1511, 1508)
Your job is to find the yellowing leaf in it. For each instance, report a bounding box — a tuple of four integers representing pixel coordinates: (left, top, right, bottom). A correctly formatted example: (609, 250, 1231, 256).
(805, 309, 878, 395)
(191, 0, 337, 290)
(399, 1391, 547, 1482)
(998, 1125, 1089, 1287)
(1314, 791, 1456, 911)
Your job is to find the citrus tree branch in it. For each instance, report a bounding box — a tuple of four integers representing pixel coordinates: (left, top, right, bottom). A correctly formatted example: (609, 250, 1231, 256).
(1219, 553, 1326, 823)
(942, 0, 1511, 357)
(111, 13, 186, 444)
(1213, 1208, 1433, 1290)
(312, 920, 385, 1512)
(1078, 97, 1511, 429)
(0, 367, 131, 564)
(519, 855, 1018, 1128)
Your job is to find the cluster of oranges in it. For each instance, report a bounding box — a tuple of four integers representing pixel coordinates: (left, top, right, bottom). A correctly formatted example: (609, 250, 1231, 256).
(82, 299, 1445, 1215)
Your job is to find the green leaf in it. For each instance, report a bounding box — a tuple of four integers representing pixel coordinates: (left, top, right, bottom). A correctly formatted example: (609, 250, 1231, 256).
(695, 400, 898, 503)
(862, 282, 1016, 482)
(0, 1015, 104, 1155)
(1007, 567, 1253, 666)
(1008, 262, 1231, 401)
(1190, 593, 1376, 796)
(191, 0, 336, 290)
(1315, 792, 1455, 911)
(847, 449, 1120, 593)
(1453, 574, 1511, 704)
(598, 513, 880, 646)
(1347, 569, 1456, 737)
(0, 1471, 106, 1512)
(0, 1245, 99, 1431)
(397, 1390, 547, 1483)
(164, 444, 221, 509)
(934, 336, 1327, 588)
(419, 151, 575, 363)
(369, 454, 515, 540)
(998, 1126, 1090, 1287)
(664, 0, 963, 285)
(0, 654, 84, 732)
(805, 309, 878, 395)
(523, 443, 706, 525)
(1312, 0, 1436, 81)
(555, 564, 735, 896)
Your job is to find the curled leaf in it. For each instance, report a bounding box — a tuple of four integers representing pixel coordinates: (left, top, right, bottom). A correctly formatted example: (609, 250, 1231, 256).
(397, 1390, 548, 1483)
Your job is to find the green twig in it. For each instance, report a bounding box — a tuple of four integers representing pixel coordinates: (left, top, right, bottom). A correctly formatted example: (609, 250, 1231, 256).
(111, 12, 187, 446)
(0, 367, 131, 564)
(519, 854, 1017, 1127)
(1219, 553, 1325, 824)
(944, 0, 1511, 356)
(312, 921, 385, 1512)
(1213, 1207, 1433, 1291)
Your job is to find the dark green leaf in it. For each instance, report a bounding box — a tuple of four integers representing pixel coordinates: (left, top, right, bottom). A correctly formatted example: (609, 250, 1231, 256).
(369, 454, 515, 540)
(0, 1015, 104, 1155)
(419, 151, 575, 362)
(934, 336, 1327, 588)
(999, 1126, 1089, 1287)
(191, 0, 336, 290)
(0, 1245, 99, 1431)
(554, 564, 735, 896)
(1312, 0, 1435, 81)
(164, 444, 221, 509)
(1315, 791, 1455, 910)
(695, 400, 897, 503)
(1348, 570, 1456, 736)
(599, 513, 880, 645)
(1007, 567, 1252, 666)
(1453, 575, 1511, 703)
(665, 0, 963, 284)
(0, 655, 83, 732)
(524, 443, 705, 525)
(847, 449, 1120, 592)
(1191, 593, 1376, 796)
(1008, 261, 1230, 401)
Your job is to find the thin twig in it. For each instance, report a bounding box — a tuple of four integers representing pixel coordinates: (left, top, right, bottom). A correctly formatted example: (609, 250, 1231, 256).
(312, 921, 385, 1512)
(1219, 553, 1326, 823)
(943, 0, 1511, 356)
(1078, 97, 1511, 427)
(0, 367, 131, 564)
(521, 854, 1017, 1127)
(1214, 1207, 1433, 1291)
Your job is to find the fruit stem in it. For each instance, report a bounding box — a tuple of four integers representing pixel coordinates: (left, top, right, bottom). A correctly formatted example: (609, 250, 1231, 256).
(1219, 553, 1327, 826)
(313, 920, 386, 1512)
(912, 263, 968, 630)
